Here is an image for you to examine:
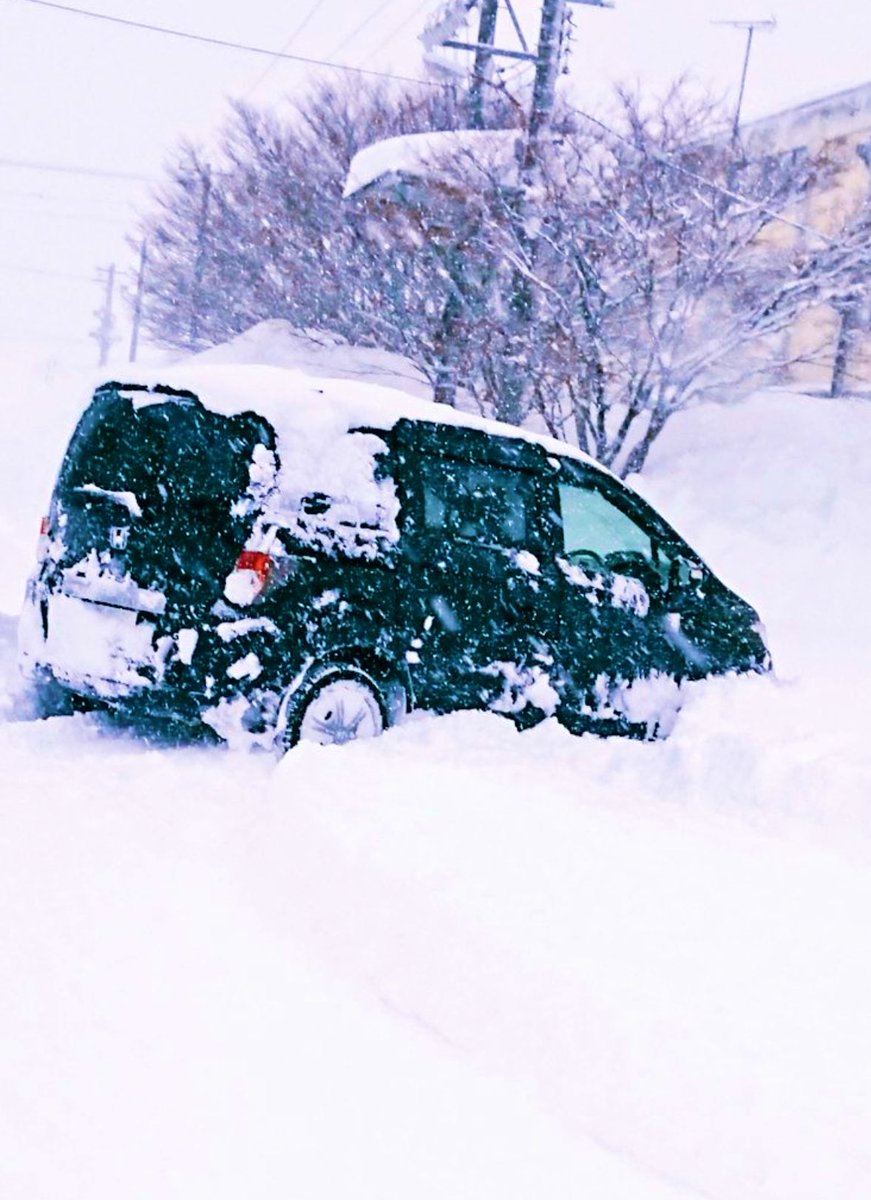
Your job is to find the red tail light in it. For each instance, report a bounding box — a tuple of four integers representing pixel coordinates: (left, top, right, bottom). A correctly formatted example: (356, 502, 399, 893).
(235, 550, 272, 585)
(224, 549, 274, 606)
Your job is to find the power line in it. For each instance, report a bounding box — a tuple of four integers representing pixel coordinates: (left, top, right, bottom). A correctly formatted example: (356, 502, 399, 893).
(369, 0, 435, 58)
(0, 155, 151, 182)
(0, 331, 87, 342)
(0, 203, 131, 224)
(328, 0, 395, 61)
(575, 108, 833, 246)
(278, 0, 324, 48)
(20, 0, 442, 89)
(244, 0, 324, 98)
(0, 185, 136, 211)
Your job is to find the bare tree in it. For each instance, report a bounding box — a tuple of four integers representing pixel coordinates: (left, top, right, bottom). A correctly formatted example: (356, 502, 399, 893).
(133, 79, 517, 355)
(452, 84, 869, 473)
(133, 79, 871, 473)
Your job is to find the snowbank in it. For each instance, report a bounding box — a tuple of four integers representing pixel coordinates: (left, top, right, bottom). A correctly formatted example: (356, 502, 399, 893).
(2, 350, 871, 1199)
(189, 318, 432, 398)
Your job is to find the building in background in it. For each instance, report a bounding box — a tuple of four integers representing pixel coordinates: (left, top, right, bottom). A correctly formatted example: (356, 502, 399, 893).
(745, 81, 871, 396)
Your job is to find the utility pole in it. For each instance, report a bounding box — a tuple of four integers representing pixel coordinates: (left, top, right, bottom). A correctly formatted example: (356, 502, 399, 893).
(523, 0, 568, 171)
(468, 0, 499, 129)
(190, 165, 212, 348)
(415, 0, 613, 419)
(830, 299, 857, 398)
(425, 0, 613, 163)
(91, 263, 117, 367)
(128, 238, 148, 363)
(423, 0, 539, 129)
(713, 17, 776, 146)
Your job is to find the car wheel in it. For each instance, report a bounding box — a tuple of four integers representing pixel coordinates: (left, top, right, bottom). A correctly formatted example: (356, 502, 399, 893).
(278, 665, 387, 753)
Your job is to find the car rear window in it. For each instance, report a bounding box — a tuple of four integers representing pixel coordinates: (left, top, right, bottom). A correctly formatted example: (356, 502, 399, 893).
(57, 388, 273, 514)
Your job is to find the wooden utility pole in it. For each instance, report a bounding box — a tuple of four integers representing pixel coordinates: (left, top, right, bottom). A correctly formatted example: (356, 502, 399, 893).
(190, 165, 212, 348)
(417, 0, 614, 419)
(91, 263, 117, 367)
(128, 238, 148, 363)
(468, 0, 500, 129)
(428, 0, 613, 162)
(523, 0, 566, 169)
(831, 300, 857, 397)
(525, 0, 614, 168)
(427, 0, 538, 131)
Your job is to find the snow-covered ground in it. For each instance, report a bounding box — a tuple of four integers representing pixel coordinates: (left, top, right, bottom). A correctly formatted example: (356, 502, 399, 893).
(1, 349, 870, 1199)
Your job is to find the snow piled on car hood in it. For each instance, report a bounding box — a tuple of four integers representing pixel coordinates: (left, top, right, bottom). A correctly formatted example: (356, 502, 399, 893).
(112, 363, 607, 554)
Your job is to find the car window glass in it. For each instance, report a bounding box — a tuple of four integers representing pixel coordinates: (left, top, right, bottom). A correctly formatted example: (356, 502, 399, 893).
(558, 482, 653, 561)
(422, 459, 533, 547)
(59, 394, 265, 512)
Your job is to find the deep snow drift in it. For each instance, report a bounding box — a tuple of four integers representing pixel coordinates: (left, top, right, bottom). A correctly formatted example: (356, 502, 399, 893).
(1, 350, 870, 1199)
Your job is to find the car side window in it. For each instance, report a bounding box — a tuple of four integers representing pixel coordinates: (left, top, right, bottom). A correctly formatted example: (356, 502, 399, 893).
(421, 459, 533, 548)
(556, 479, 677, 596)
(558, 483, 653, 561)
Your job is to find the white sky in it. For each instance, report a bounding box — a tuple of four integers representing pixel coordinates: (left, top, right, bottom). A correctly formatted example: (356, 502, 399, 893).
(1, 0, 868, 365)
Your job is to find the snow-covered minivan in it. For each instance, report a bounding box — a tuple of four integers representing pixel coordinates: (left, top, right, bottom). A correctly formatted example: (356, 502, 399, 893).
(19, 366, 769, 750)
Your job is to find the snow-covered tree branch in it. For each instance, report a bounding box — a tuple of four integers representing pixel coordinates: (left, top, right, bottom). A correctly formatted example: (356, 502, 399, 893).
(132, 79, 870, 475)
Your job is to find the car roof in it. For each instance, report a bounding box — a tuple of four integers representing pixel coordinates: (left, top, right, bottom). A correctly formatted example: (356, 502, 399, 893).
(106, 363, 607, 478)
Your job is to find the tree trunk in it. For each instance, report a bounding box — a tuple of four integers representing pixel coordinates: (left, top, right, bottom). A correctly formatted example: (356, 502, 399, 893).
(620, 405, 670, 477)
(830, 303, 856, 398)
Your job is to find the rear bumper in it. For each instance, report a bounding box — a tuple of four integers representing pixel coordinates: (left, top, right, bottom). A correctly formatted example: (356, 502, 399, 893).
(20, 578, 160, 698)
(18, 575, 285, 730)
(18, 578, 210, 716)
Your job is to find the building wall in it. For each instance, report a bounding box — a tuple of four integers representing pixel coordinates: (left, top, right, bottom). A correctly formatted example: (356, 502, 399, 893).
(744, 82, 871, 394)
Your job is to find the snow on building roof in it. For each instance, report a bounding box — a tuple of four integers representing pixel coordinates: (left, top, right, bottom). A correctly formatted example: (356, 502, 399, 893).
(343, 129, 522, 200)
(743, 79, 871, 150)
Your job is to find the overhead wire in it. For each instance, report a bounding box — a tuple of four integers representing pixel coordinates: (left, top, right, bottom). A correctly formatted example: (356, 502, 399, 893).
(0, 184, 137, 210)
(19, 0, 443, 89)
(276, 0, 323, 48)
(327, 0, 395, 61)
(9, 8, 823, 246)
(243, 0, 324, 98)
(573, 107, 834, 245)
(368, 0, 435, 59)
(0, 203, 131, 224)
(0, 261, 97, 281)
(0, 155, 152, 182)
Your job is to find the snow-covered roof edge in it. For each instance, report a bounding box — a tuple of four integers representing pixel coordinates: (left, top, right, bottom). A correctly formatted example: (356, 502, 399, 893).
(743, 79, 871, 148)
(343, 129, 522, 200)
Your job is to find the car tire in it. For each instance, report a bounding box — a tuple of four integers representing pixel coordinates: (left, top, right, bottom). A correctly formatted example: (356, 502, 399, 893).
(277, 664, 388, 754)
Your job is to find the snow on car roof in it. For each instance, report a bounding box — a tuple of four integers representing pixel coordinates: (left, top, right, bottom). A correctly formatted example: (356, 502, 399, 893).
(115, 362, 600, 472)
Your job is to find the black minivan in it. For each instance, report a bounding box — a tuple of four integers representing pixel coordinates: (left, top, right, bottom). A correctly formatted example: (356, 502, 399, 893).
(19, 366, 769, 750)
